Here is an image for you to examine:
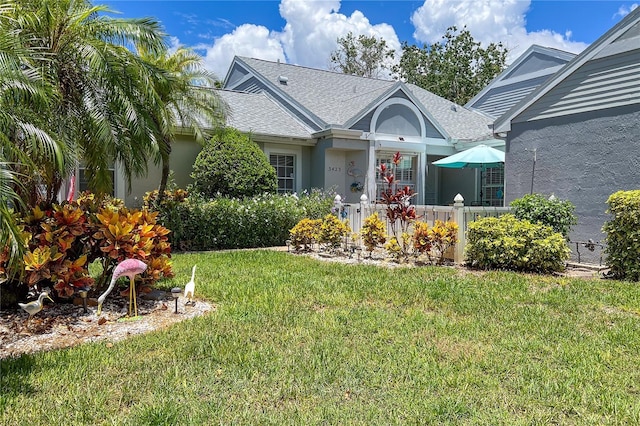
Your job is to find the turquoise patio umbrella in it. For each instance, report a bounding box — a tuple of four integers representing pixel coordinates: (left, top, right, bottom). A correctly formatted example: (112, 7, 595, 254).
(432, 144, 504, 169)
(432, 144, 505, 205)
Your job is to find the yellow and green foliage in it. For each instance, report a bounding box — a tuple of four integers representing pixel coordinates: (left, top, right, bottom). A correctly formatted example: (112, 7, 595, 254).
(289, 218, 322, 251)
(361, 213, 386, 254)
(3, 196, 173, 301)
(412, 221, 431, 254)
(603, 190, 640, 281)
(426, 220, 458, 265)
(465, 214, 569, 272)
(318, 214, 351, 249)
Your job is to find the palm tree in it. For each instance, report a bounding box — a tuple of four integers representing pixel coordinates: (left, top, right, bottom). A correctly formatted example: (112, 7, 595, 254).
(0, 2, 64, 273)
(5, 0, 167, 202)
(137, 46, 227, 203)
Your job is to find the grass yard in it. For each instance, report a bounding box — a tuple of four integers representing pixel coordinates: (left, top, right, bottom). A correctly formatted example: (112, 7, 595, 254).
(2, 250, 640, 424)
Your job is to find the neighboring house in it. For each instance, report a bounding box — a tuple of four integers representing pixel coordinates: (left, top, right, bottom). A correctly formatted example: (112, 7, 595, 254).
(494, 7, 640, 248)
(218, 56, 506, 206)
(466, 45, 575, 120)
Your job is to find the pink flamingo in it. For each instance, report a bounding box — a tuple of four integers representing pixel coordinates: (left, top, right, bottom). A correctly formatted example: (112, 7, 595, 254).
(97, 259, 147, 317)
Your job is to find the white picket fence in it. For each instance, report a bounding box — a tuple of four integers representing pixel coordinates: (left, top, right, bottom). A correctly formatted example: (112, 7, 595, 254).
(337, 194, 511, 263)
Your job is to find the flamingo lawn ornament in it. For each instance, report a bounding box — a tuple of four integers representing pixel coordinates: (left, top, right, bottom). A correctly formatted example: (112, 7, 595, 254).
(19, 292, 54, 323)
(184, 265, 196, 306)
(97, 259, 147, 317)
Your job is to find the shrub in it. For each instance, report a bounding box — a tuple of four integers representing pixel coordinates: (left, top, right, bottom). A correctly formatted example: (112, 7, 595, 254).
(1, 196, 173, 308)
(361, 212, 386, 255)
(318, 214, 351, 249)
(297, 187, 337, 219)
(190, 127, 277, 198)
(603, 190, 640, 281)
(465, 214, 569, 273)
(510, 193, 577, 238)
(425, 220, 458, 265)
(289, 218, 321, 251)
(166, 190, 337, 251)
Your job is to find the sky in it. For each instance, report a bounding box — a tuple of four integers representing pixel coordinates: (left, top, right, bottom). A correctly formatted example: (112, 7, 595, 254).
(101, 0, 639, 79)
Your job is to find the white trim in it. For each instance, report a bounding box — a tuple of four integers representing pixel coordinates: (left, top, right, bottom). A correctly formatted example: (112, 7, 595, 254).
(264, 144, 302, 193)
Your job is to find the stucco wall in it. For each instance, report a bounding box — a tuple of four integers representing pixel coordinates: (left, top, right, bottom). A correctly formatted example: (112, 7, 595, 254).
(505, 104, 640, 261)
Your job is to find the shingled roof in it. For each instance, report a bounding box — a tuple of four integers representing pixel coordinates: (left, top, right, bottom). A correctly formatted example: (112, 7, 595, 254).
(227, 56, 494, 142)
(216, 90, 313, 140)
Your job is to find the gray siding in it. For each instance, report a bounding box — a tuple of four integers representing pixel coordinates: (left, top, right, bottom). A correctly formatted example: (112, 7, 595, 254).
(504, 52, 570, 79)
(505, 104, 640, 261)
(515, 50, 640, 123)
(471, 75, 549, 119)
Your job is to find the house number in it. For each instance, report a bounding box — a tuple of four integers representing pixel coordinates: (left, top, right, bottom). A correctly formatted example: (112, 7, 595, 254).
(328, 166, 342, 172)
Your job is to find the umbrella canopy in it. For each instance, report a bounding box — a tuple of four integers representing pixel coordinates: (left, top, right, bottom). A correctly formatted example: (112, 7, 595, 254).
(432, 144, 504, 169)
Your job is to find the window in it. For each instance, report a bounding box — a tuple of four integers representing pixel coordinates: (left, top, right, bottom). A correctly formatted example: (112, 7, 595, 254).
(375, 153, 416, 198)
(270, 154, 295, 194)
(78, 164, 115, 196)
(482, 166, 504, 206)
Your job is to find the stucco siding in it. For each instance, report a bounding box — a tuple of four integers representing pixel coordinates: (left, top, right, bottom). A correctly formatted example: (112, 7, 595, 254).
(505, 104, 640, 260)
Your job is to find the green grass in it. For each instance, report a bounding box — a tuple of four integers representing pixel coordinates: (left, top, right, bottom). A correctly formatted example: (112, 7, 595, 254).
(2, 250, 640, 424)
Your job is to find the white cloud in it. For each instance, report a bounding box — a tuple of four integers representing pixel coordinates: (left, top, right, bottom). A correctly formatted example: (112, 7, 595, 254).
(411, 0, 588, 63)
(615, 3, 639, 17)
(199, 24, 286, 78)
(197, 0, 401, 78)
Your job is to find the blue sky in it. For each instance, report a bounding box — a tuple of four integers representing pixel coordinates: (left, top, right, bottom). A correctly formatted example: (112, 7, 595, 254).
(101, 0, 639, 77)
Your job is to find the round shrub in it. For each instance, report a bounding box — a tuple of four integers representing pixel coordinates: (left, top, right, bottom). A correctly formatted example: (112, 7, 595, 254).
(510, 193, 577, 238)
(465, 214, 570, 273)
(191, 127, 277, 198)
(603, 190, 640, 281)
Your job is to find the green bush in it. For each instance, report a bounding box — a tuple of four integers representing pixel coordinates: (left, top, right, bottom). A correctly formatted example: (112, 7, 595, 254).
(190, 127, 277, 198)
(465, 214, 570, 273)
(510, 193, 577, 238)
(603, 190, 640, 281)
(152, 190, 335, 251)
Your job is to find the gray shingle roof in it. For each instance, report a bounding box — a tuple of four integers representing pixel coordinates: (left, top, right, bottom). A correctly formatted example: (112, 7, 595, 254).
(235, 56, 494, 141)
(216, 90, 313, 139)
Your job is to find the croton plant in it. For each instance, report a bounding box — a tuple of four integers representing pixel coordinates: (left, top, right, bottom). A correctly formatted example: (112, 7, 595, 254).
(3, 193, 173, 300)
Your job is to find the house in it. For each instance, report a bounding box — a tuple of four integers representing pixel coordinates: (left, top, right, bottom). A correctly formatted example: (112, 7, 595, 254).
(109, 56, 505, 207)
(466, 45, 575, 120)
(494, 7, 640, 247)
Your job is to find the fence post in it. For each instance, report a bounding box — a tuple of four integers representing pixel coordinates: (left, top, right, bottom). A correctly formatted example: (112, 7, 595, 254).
(359, 193, 368, 232)
(453, 193, 465, 264)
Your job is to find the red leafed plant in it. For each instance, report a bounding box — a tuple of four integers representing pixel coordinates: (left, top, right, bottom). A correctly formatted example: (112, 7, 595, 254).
(2, 194, 173, 305)
(378, 152, 419, 237)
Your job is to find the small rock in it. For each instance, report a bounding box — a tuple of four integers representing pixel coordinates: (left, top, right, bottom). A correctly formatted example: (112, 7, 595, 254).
(141, 290, 166, 301)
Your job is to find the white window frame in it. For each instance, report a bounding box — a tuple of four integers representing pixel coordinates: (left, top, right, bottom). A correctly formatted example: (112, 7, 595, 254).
(264, 144, 301, 194)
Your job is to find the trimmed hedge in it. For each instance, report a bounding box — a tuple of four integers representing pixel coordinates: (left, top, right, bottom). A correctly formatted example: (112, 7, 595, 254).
(150, 189, 335, 251)
(465, 214, 570, 273)
(603, 190, 640, 281)
(510, 193, 577, 238)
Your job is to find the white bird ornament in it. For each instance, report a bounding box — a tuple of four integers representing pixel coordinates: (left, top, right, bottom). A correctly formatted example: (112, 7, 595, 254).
(19, 291, 54, 323)
(184, 265, 196, 306)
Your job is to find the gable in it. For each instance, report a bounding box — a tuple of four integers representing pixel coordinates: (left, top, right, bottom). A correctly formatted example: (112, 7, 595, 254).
(503, 52, 571, 79)
(514, 50, 640, 123)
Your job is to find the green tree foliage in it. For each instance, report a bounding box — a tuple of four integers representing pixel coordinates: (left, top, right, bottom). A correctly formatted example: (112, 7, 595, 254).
(510, 193, 577, 238)
(191, 128, 277, 199)
(603, 190, 640, 281)
(330, 32, 395, 78)
(137, 46, 227, 204)
(393, 26, 507, 104)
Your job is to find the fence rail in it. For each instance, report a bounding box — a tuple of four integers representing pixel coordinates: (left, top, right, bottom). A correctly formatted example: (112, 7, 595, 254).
(339, 195, 511, 263)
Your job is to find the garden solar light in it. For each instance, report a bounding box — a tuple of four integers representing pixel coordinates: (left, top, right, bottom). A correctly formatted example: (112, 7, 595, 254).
(171, 287, 181, 314)
(78, 287, 89, 313)
(19, 291, 54, 323)
(97, 258, 148, 317)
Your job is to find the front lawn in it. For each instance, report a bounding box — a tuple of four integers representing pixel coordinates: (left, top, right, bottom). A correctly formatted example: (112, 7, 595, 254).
(2, 250, 640, 424)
